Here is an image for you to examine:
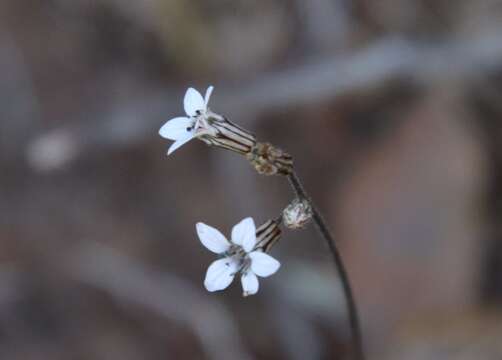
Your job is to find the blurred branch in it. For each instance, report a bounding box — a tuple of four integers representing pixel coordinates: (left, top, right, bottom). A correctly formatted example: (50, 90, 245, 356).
(27, 28, 502, 169)
(0, 265, 25, 306)
(294, 0, 351, 52)
(269, 260, 346, 359)
(65, 242, 254, 360)
(0, 31, 41, 161)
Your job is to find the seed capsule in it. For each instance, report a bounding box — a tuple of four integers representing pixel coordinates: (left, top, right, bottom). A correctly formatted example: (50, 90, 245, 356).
(283, 198, 312, 229)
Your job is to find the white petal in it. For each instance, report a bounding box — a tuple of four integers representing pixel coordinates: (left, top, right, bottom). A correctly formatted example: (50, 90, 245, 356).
(204, 86, 214, 106)
(204, 258, 238, 292)
(241, 271, 259, 297)
(249, 251, 281, 277)
(196, 222, 231, 254)
(167, 132, 194, 155)
(159, 117, 193, 140)
(184, 87, 205, 116)
(231, 217, 256, 252)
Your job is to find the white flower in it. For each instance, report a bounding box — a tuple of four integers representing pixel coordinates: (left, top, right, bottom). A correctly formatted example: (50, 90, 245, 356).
(159, 86, 214, 155)
(196, 217, 281, 297)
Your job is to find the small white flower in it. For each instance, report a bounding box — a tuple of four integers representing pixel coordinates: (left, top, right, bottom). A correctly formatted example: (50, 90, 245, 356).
(159, 86, 214, 155)
(196, 217, 281, 297)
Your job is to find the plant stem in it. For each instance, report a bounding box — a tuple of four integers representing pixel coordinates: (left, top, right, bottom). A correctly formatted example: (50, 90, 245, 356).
(287, 170, 365, 360)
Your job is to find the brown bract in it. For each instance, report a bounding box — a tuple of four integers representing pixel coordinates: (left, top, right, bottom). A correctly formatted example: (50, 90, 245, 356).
(247, 142, 293, 176)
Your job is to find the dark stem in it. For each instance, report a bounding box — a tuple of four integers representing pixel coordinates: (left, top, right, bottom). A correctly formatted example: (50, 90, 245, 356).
(287, 170, 365, 360)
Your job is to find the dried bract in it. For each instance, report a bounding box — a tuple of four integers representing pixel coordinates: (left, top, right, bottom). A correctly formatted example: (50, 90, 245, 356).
(247, 142, 293, 176)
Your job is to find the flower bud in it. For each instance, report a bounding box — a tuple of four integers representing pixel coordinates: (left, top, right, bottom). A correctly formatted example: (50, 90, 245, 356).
(283, 198, 312, 229)
(195, 110, 256, 155)
(247, 142, 293, 176)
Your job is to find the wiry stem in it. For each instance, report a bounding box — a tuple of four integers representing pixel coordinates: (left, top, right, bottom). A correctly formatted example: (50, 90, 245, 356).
(188, 108, 364, 357)
(287, 170, 365, 360)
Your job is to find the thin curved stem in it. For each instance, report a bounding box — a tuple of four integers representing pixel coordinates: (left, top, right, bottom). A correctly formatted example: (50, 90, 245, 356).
(287, 170, 365, 360)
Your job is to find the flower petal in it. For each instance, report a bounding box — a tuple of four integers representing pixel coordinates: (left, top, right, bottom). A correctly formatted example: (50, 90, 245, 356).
(167, 132, 194, 155)
(159, 117, 193, 140)
(204, 258, 238, 292)
(184, 87, 205, 116)
(196, 222, 231, 254)
(249, 251, 280, 277)
(241, 271, 259, 297)
(231, 217, 256, 252)
(204, 86, 214, 106)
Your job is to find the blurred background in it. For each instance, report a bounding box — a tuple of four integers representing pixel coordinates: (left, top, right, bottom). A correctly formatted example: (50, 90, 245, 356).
(1, 0, 502, 359)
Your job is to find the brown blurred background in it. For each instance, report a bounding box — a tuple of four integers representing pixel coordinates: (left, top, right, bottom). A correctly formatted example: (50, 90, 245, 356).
(1, 0, 502, 359)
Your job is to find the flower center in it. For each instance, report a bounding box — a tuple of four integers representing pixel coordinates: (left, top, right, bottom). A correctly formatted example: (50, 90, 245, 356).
(224, 245, 252, 275)
(193, 117, 210, 135)
(185, 117, 198, 132)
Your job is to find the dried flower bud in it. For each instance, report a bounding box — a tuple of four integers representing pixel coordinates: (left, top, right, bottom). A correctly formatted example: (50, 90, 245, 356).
(255, 219, 282, 252)
(283, 198, 312, 229)
(196, 110, 256, 155)
(247, 142, 293, 176)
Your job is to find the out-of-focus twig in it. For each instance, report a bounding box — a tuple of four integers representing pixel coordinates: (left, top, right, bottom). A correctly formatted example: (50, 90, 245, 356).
(0, 31, 40, 161)
(294, 0, 351, 52)
(0, 265, 25, 306)
(65, 242, 254, 360)
(27, 28, 502, 170)
(269, 260, 346, 360)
